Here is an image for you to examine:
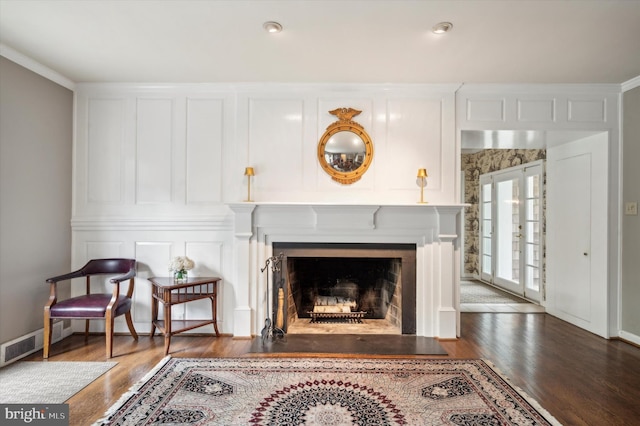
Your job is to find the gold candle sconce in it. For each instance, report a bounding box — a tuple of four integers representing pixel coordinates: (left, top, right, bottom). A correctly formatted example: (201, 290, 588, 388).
(417, 168, 428, 204)
(244, 167, 255, 202)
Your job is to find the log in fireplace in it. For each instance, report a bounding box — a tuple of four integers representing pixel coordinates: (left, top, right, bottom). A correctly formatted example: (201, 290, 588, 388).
(272, 242, 416, 334)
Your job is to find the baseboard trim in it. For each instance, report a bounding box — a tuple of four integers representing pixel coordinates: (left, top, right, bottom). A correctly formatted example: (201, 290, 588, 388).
(618, 330, 640, 347)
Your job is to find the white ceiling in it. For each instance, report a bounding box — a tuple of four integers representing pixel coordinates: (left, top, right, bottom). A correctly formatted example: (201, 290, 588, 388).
(1, 0, 639, 85)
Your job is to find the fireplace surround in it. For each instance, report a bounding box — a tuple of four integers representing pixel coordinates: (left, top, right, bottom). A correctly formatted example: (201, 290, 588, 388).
(228, 203, 464, 339)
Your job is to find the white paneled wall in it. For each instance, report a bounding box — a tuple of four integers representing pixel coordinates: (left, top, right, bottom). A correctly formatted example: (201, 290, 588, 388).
(456, 84, 619, 130)
(136, 98, 172, 204)
(86, 99, 126, 204)
(75, 88, 236, 218)
(75, 85, 458, 212)
(72, 83, 621, 337)
(73, 84, 462, 336)
(185, 98, 225, 204)
(247, 97, 307, 194)
(71, 228, 233, 335)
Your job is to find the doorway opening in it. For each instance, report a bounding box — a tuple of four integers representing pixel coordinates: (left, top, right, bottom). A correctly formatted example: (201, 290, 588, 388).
(460, 130, 610, 335)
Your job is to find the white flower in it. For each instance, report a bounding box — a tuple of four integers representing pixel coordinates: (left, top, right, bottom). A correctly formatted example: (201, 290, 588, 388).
(168, 256, 195, 272)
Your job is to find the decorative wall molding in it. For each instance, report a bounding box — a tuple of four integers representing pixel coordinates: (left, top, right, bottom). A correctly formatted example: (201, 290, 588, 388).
(70, 216, 232, 231)
(74, 85, 458, 211)
(312, 205, 379, 229)
(457, 84, 620, 131)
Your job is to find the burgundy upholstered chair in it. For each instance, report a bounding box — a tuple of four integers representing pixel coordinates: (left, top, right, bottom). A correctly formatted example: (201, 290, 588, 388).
(43, 258, 138, 358)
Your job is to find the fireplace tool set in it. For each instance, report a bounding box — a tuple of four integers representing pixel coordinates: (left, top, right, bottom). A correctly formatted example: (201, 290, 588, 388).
(260, 252, 285, 344)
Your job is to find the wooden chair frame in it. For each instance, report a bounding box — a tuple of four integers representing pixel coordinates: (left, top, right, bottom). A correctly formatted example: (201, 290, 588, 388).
(43, 258, 138, 358)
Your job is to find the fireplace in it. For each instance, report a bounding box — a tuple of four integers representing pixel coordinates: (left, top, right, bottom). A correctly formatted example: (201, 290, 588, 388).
(273, 243, 416, 334)
(228, 203, 463, 340)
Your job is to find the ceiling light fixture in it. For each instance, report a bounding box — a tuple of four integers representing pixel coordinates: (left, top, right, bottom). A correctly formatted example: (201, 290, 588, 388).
(432, 22, 453, 34)
(263, 21, 283, 33)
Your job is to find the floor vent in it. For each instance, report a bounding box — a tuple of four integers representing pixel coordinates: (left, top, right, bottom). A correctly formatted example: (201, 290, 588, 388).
(4, 336, 36, 363)
(0, 322, 68, 367)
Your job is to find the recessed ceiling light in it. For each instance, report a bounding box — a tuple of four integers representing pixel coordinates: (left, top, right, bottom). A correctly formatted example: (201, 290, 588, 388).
(263, 21, 283, 33)
(432, 22, 453, 34)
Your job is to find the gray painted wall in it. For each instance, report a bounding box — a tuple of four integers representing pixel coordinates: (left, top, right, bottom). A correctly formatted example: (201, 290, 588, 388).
(622, 86, 640, 336)
(0, 57, 73, 345)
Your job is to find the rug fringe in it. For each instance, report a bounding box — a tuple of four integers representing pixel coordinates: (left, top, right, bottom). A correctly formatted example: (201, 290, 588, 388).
(481, 358, 562, 426)
(92, 355, 172, 425)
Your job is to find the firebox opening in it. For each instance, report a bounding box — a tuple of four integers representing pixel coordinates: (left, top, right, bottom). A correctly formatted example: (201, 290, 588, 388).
(273, 242, 416, 335)
(290, 257, 399, 322)
(272, 242, 416, 334)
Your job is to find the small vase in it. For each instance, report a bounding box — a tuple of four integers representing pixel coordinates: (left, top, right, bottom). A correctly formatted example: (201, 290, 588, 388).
(174, 270, 188, 282)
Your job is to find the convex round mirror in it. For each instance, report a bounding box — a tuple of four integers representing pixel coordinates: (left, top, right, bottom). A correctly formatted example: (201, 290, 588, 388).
(317, 108, 374, 184)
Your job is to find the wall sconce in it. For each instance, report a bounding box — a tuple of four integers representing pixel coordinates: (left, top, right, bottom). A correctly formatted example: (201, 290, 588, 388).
(416, 168, 428, 204)
(244, 167, 255, 202)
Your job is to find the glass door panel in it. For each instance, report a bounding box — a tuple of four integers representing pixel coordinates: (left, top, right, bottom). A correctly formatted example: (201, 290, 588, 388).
(523, 169, 542, 301)
(479, 179, 493, 282)
(494, 176, 522, 294)
(478, 161, 544, 303)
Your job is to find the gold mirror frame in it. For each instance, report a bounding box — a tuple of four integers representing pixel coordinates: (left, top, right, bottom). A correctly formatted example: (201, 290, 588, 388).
(317, 108, 374, 185)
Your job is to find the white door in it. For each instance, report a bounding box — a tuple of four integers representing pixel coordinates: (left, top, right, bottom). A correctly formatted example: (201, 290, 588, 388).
(546, 133, 608, 338)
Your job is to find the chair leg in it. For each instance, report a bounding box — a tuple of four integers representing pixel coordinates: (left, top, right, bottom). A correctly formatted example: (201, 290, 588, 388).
(43, 312, 52, 359)
(125, 312, 138, 340)
(106, 315, 114, 358)
(85, 319, 90, 342)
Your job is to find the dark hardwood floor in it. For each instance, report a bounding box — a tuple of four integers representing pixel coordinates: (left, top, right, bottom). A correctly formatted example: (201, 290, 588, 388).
(24, 313, 640, 425)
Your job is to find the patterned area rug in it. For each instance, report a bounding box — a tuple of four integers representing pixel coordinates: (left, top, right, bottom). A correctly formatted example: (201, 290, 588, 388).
(0, 361, 116, 403)
(460, 280, 529, 304)
(97, 357, 560, 425)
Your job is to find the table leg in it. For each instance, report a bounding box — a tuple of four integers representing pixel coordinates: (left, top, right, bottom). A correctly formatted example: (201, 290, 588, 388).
(150, 293, 158, 337)
(210, 295, 220, 337)
(164, 299, 172, 355)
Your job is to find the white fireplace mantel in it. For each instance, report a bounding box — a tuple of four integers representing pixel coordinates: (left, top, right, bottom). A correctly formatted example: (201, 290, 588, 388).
(227, 202, 465, 339)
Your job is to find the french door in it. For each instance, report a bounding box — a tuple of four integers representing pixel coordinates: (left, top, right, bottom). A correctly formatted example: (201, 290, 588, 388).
(479, 161, 544, 302)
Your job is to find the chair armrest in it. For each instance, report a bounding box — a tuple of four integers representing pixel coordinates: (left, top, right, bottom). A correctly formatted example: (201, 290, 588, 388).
(109, 268, 136, 284)
(46, 269, 84, 283)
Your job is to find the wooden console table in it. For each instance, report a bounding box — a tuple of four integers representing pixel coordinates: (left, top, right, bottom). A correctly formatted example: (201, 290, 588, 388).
(148, 276, 221, 355)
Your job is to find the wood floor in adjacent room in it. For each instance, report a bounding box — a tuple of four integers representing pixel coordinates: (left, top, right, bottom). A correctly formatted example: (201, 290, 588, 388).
(25, 313, 640, 426)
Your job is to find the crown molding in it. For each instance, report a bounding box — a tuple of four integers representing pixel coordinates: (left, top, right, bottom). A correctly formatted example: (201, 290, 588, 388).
(621, 75, 640, 92)
(0, 44, 75, 91)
